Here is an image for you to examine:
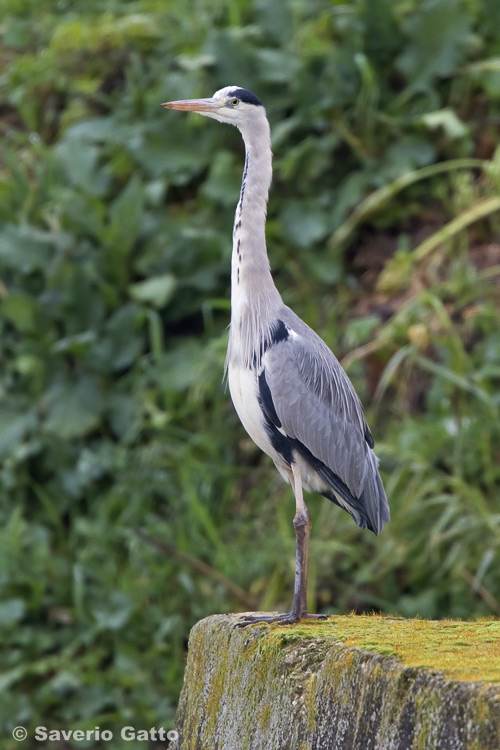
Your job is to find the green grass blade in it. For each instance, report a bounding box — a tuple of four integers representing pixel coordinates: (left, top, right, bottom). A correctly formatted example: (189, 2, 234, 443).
(330, 159, 486, 249)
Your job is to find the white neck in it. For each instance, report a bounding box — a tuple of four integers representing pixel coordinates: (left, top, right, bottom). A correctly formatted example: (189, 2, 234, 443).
(228, 114, 282, 367)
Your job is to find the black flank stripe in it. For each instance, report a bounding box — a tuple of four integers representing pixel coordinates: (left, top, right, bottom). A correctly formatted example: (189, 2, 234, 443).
(258, 371, 281, 428)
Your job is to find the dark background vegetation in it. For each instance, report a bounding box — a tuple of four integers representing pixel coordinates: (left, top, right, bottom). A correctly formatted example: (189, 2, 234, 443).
(1, 0, 500, 746)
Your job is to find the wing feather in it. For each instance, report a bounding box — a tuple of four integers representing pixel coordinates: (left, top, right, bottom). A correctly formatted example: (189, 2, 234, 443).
(261, 310, 389, 532)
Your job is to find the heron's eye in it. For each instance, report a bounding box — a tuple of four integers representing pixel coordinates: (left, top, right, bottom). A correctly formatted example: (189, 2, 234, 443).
(231, 98, 239, 107)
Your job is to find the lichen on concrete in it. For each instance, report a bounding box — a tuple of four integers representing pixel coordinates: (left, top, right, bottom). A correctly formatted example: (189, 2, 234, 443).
(173, 613, 500, 750)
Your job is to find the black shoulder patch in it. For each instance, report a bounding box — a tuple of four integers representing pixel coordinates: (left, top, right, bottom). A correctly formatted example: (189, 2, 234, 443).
(253, 319, 289, 367)
(229, 88, 263, 107)
(269, 319, 288, 347)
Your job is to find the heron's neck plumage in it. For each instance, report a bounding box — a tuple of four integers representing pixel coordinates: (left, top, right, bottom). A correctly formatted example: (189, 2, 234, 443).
(228, 114, 282, 368)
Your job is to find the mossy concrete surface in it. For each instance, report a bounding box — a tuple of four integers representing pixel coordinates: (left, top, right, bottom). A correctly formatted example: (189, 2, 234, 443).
(173, 613, 500, 750)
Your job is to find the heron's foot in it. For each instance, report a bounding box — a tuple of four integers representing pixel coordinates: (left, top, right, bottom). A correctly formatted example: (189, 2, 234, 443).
(235, 612, 328, 627)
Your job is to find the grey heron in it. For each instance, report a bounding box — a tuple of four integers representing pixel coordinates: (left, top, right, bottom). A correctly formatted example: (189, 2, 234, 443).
(162, 86, 390, 624)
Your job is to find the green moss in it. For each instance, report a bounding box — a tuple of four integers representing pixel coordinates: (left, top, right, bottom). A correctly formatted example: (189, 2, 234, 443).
(269, 613, 500, 683)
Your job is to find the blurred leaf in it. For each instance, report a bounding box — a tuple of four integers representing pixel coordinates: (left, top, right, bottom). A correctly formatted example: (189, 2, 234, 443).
(0, 225, 56, 272)
(102, 176, 144, 258)
(0, 599, 25, 627)
(0, 410, 36, 457)
(280, 199, 330, 248)
(255, 49, 301, 83)
(65, 116, 127, 143)
(89, 304, 145, 372)
(421, 109, 469, 139)
(52, 331, 97, 356)
(55, 138, 110, 196)
(43, 377, 104, 439)
(131, 132, 209, 180)
(129, 274, 176, 308)
(108, 393, 142, 442)
(93, 592, 132, 631)
(200, 151, 242, 205)
(2, 292, 38, 332)
(396, 0, 476, 93)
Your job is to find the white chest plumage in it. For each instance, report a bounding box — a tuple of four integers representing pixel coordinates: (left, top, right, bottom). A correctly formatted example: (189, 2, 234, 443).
(227, 362, 274, 459)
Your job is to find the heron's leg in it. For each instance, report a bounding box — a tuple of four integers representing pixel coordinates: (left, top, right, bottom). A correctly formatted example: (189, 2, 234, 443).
(236, 462, 327, 627)
(290, 461, 310, 618)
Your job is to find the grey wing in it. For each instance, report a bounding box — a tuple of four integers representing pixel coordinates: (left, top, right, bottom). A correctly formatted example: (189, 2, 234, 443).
(261, 319, 389, 534)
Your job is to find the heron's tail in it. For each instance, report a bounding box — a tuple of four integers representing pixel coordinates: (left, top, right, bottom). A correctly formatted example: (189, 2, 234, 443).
(359, 450, 390, 534)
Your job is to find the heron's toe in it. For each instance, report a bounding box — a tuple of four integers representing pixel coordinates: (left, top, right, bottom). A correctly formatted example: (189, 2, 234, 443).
(234, 611, 328, 627)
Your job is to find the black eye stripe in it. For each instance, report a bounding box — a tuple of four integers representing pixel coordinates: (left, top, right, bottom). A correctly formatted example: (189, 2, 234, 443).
(228, 88, 263, 107)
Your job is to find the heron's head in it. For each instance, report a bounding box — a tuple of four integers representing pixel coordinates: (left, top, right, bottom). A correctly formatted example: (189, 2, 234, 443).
(162, 86, 265, 132)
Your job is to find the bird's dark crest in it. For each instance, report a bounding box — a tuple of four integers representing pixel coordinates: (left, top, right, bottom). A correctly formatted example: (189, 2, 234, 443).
(229, 88, 263, 107)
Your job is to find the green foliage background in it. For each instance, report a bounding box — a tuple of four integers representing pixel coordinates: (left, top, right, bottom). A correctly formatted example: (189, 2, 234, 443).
(1, 0, 500, 745)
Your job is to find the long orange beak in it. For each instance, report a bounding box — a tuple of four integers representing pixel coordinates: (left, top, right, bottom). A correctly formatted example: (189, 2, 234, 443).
(161, 98, 220, 112)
